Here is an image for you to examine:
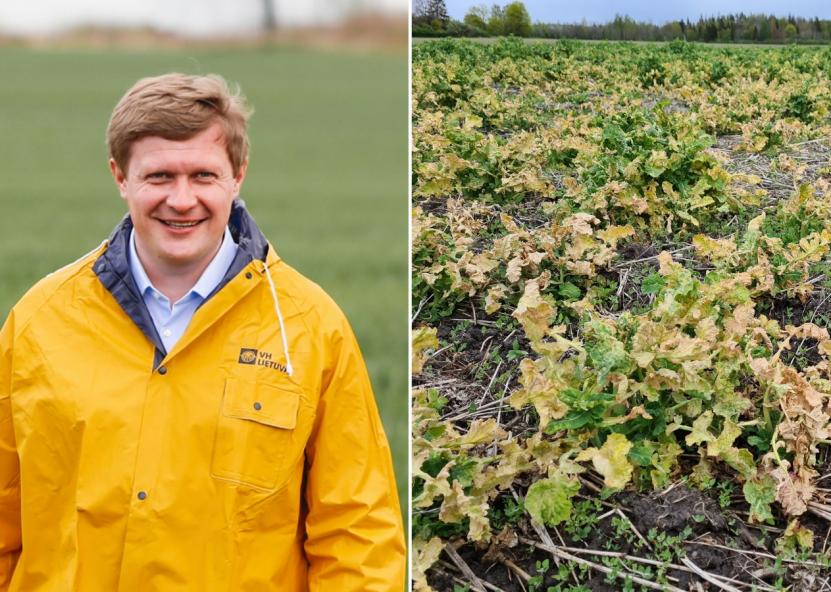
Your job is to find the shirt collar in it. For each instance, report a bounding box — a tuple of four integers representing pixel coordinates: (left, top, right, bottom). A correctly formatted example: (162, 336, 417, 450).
(128, 225, 239, 303)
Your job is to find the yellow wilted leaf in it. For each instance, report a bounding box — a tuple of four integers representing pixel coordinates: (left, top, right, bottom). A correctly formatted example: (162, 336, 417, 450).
(440, 482, 491, 542)
(524, 472, 581, 527)
(464, 253, 499, 286)
(695, 317, 719, 343)
(501, 169, 548, 193)
(413, 461, 452, 508)
(661, 180, 680, 200)
(566, 234, 598, 260)
(463, 113, 483, 131)
(692, 234, 737, 262)
(675, 209, 700, 227)
(720, 447, 757, 480)
(475, 440, 535, 492)
(646, 150, 669, 177)
(603, 405, 653, 426)
(632, 351, 655, 368)
(513, 278, 556, 342)
(597, 224, 635, 248)
(686, 411, 716, 447)
(707, 418, 741, 457)
(724, 303, 755, 338)
(412, 536, 444, 592)
(485, 284, 508, 314)
(412, 326, 439, 375)
(500, 213, 521, 234)
(441, 153, 472, 174)
(565, 212, 600, 236)
(784, 323, 830, 344)
(566, 260, 594, 277)
(509, 131, 536, 155)
(657, 251, 680, 275)
(770, 465, 814, 516)
(576, 433, 633, 489)
(510, 359, 568, 427)
(748, 212, 766, 231)
(461, 419, 507, 447)
(506, 256, 524, 283)
(779, 519, 815, 554)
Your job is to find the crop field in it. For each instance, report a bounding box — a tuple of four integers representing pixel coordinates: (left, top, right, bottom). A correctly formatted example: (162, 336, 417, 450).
(412, 39, 831, 590)
(0, 46, 408, 513)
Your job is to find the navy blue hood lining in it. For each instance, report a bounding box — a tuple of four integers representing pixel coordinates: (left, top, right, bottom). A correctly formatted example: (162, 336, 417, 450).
(93, 199, 270, 368)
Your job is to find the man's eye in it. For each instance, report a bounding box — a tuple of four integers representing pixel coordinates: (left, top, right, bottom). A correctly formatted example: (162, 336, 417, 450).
(196, 172, 216, 179)
(147, 173, 170, 181)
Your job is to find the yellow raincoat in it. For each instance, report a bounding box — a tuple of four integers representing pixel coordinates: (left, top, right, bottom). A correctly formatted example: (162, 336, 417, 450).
(0, 201, 405, 590)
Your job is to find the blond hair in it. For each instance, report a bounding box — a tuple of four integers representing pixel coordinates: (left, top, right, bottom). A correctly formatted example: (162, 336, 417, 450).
(107, 73, 252, 176)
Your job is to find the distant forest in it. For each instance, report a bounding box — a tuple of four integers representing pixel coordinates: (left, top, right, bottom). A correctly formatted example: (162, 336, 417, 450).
(413, 2, 831, 44)
(535, 14, 831, 43)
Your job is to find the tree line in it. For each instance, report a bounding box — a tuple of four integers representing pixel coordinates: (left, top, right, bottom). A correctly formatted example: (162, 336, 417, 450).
(413, 0, 531, 38)
(413, 2, 831, 44)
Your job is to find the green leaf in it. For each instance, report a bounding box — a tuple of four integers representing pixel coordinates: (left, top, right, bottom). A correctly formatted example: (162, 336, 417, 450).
(585, 320, 632, 383)
(641, 273, 665, 295)
(628, 442, 654, 467)
(545, 410, 594, 433)
(743, 476, 776, 524)
(650, 438, 682, 489)
(558, 282, 582, 301)
(424, 424, 447, 441)
(524, 473, 581, 527)
(449, 456, 479, 488)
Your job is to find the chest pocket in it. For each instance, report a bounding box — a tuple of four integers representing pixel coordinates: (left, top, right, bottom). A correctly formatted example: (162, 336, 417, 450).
(211, 377, 313, 490)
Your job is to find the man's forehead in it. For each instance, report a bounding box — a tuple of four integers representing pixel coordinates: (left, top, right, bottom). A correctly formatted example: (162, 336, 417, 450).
(129, 127, 231, 170)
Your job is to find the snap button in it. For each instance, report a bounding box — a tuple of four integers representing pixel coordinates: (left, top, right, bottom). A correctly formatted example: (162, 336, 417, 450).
(245, 272, 253, 279)
(137, 491, 147, 500)
(158, 366, 168, 375)
(253, 402, 262, 411)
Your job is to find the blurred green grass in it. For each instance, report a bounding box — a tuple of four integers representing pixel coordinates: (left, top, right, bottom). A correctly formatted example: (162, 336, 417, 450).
(0, 46, 408, 517)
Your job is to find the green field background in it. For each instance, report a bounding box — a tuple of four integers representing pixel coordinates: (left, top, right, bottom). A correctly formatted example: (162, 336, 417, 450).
(0, 46, 408, 518)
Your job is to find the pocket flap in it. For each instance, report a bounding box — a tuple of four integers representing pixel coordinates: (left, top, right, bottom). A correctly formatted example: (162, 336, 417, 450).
(222, 377, 301, 429)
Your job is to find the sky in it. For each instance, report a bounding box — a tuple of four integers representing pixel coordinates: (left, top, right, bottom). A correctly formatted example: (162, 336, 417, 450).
(445, 0, 831, 24)
(0, 0, 405, 35)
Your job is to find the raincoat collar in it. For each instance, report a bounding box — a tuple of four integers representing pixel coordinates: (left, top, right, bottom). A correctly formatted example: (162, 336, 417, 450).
(93, 199, 270, 366)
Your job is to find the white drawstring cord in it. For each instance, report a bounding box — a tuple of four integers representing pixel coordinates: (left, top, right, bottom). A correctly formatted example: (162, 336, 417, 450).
(261, 260, 294, 376)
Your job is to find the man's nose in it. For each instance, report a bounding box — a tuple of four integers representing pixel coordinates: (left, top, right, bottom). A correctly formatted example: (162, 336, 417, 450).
(167, 176, 198, 210)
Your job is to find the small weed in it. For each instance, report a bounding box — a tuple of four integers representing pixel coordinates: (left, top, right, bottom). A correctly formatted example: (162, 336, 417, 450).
(564, 499, 602, 542)
(717, 481, 735, 509)
(506, 338, 528, 361)
(528, 558, 551, 591)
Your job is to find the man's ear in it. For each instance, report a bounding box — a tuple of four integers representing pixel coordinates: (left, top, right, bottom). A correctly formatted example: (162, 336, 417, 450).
(109, 158, 128, 200)
(234, 159, 248, 196)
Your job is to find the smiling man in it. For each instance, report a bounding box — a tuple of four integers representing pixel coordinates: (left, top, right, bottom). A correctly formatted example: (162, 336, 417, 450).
(0, 74, 405, 590)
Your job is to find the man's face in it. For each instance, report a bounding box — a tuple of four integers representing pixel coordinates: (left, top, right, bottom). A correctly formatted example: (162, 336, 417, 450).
(109, 122, 247, 274)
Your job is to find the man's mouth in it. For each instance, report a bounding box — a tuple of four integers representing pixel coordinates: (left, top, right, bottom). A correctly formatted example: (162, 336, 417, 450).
(160, 220, 203, 228)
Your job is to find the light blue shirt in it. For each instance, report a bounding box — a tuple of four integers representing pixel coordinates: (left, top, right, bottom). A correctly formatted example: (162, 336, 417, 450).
(129, 225, 239, 353)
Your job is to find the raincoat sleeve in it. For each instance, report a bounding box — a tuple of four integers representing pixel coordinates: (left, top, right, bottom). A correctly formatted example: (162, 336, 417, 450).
(303, 314, 405, 592)
(0, 312, 21, 589)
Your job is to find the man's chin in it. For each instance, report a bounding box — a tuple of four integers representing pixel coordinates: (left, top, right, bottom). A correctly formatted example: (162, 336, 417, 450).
(157, 250, 210, 270)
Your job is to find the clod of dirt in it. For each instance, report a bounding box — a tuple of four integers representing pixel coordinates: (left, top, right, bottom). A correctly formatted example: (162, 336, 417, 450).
(625, 485, 728, 537)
